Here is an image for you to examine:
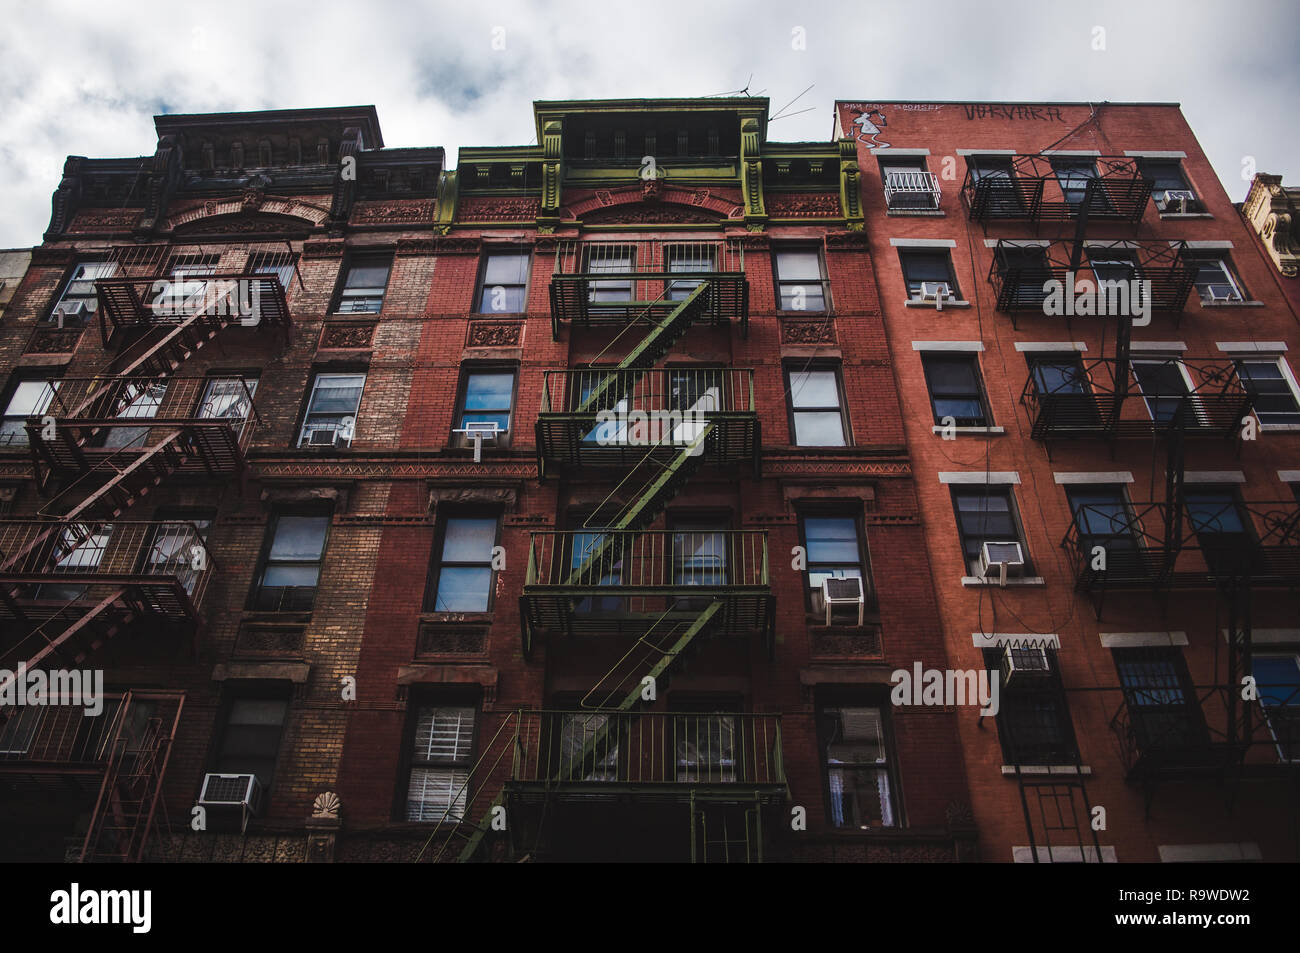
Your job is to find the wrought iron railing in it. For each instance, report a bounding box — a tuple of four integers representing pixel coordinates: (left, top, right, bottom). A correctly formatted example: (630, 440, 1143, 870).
(524, 529, 769, 592)
(961, 154, 1152, 225)
(510, 710, 786, 787)
(883, 170, 941, 209)
(539, 367, 755, 416)
(1021, 357, 1253, 440)
(988, 239, 1195, 315)
(1063, 499, 1300, 590)
(0, 519, 216, 608)
(0, 690, 184, 766)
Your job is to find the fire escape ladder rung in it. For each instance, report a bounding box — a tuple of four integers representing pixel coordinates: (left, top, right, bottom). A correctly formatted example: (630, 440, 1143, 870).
(619, 282, 709, 371)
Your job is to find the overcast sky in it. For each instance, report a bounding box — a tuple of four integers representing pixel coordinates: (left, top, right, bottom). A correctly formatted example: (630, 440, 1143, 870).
(1, 0, 1297, 247)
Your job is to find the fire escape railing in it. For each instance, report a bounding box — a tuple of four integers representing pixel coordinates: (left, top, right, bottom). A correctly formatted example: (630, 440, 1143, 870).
(961, 155, 1152, 227)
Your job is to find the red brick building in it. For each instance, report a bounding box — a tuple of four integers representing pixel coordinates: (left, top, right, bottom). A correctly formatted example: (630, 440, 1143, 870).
(0, 99, 978, 863)
(835, 100, 1300, 862)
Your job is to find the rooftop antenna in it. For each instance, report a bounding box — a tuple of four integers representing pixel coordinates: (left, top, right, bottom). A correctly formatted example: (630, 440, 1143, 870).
(769, 84, 815, 123)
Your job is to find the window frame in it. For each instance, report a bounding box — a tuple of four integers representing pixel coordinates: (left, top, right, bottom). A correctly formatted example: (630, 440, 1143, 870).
(49, 259, 118, 325)
(1185, 253, 1246, 302)
(784, 361, 850, 447)
(920, 352, 990, 427)
(878, 156, 937, 211)
(399, 693, 480, 823)
(209, 685, 291, 794)
(332, 253, 393, 315)
(1235, 355, 1300, 428)
(796, 508, 873, 616)
(1136, 158, 1198, 211)
(0, 375, 60, 448)
(297, 370, 366, 448)
(773, 244, 831, 313)
(1252, 653, 1300, 763)
(815, 694, 901, 830)
(949, 485, 1034, 577)
(898, 249, 960, 299)
(452, 364, 518, 448)
(983, 645, 1079, 765)
(425, 509, 503, 614)
(249, 507, 332, 613)
(474, 247, 531, 315)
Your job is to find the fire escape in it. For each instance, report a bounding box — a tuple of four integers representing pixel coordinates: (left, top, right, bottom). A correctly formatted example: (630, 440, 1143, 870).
(970, 160, 1300, 841)
(424, 239, 784, 862)
(0, 243, 294, 861)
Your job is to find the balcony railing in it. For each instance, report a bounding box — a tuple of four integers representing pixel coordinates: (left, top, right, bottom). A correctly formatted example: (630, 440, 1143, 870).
(521, 529, 771, 636)
(988, 240, 1196, 319)
(0, 690, 183, 769)
(1021, 358, 1253, 442)
(1063, 499, 1300, 594)
(20, 376, 260, 478)
(1111, 683, 1300, 780)
(536, 368, 759, 469)
(960, 154, 1153, 226)
(0, 519, 216, 621)
(549, 239, 747, 332)
(509, 710, 786, 791)
(883, 170, 941, 210)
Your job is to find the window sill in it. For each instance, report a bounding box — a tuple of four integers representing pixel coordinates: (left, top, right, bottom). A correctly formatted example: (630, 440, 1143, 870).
(904, 298, 970, 309)
(886, 208, 945, 217)
(1158, 211, 1213, 219)
(1259, 423, 1300, 432)
(1001, 764, 1092, 777)
(961, 575, 1045, 587)
(932, 425, 1004, 436)
(1199, 299, 1264, 307)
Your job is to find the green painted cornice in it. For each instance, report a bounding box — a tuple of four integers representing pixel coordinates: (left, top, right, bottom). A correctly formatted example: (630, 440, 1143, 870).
(741, 118, 767, 231)
(538, 120, 563, 233)
(838, 138, 864, 231)
(433, 169, 458, 235)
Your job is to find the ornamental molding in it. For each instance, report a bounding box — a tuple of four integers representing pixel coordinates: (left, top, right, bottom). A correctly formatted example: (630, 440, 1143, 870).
(780, 319, 837, 344)
(351, 199, 436, 225)
(457, 195, 542, 222)
(466, 321, 523, 347)
(67, 208, 142, 231)
(563, 184, 743, 222)
(764, 192, 841, 218)
(1243, 173, 1300, 277)
(165, 194, 329, 232)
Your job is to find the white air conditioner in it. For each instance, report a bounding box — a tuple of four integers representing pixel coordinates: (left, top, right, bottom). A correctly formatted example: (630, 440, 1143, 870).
(979, 540, 1026, 587)
(917, 281, 952, 311)
(198, 772, 262, 832)
(821, 576, 865, 627)
(307, 428, 348, 448)
(1001, 644, 1052, 686)
(199, 772, 261, 808)
(453, 421, 503, 462)
(53, 300, 87, 319)
(1206, 284, 1238, 302)
(1162, 189, 1196, 213)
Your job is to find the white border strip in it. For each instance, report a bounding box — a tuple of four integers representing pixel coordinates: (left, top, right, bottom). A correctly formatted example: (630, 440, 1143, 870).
(876, 148, 930, 157)
(1221, 628, 1300, 644)
(1183, 239, 1233, 249)
(1123, 150, 1187, 159)
(940, 471, 1020, 484)
(1158, 843, 1262, 863)
(1015, 341, 1087, 352)
(912, 341, 984, 352)
(1054, 471, 1135, 484)
(1279, 470, 1300, 483)
(890, 238, 957, 248)
(1014, 846, 1117, 863)
(1130, 341, 1187, 352)
(985, 238, 1049, 248)
(1100, 632, 1189, 648)
(1217, 341, 1288, 353)
(956, 148, 1016, 156)
(1184, 470, 1246, 483)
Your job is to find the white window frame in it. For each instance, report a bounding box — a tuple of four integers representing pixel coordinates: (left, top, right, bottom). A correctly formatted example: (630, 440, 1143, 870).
(1236, 355, 1300, 430)
(298, 372, 365, 447)
(1253, 652, 1300, 763)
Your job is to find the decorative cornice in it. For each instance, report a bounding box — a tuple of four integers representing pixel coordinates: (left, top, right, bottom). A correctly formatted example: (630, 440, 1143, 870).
(302, 238, 345, 259)
(351, 199, 435, 226)
(1243, 174, 1300, 278)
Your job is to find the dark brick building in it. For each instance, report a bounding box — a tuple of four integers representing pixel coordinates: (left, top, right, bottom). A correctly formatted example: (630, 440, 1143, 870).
(0, 98, 977, 863)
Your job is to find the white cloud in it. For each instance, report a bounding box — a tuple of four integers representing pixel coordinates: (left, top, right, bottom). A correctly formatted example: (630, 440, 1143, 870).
(1, 0, 1296, 245)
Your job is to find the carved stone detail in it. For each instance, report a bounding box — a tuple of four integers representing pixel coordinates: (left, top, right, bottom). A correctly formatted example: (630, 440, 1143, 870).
(457, 196, 542, 221)
(67, 208, 142, 231)
(352, 199, 436, 225)
(781, 319, 837, 344)
(764, 192, 841, 218)
(466, 322, 522, 347)
(319, 322, 375, 349)
(26, 326, 85, 353)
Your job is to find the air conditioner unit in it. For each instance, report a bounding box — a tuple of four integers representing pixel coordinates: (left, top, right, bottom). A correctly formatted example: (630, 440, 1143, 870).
(1001, 644, 1052, 686)
(979, 540, 1026, 587)
(1206, 284, 1237, 302)
(1162, 189, 1196, 213)
(821, 576, 866, 627)
(53, 300, 87, 319)
(198, 772, 262, 832)
(453, 421, 503, 462)
(917, 281, 952, 311)
(307, 428, 348, 448)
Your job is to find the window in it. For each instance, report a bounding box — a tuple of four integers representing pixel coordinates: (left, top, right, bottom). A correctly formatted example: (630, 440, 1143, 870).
(665, 244, 717, 301)
(52, 260, 117, 323)
(817, 704, 897, 828)
(774, 246, 829, 312)
(455, 369, 515, 439)
(298, 372, 364, 447)
(880, 157, 938, 210)
(1026, 353, 1100, 426)
(0, 378, 58, 446)
(1137, 159, 1198, 211)
(252, 511, 329, 611)
(28, 522, 111, 602)
(969, 154, 1015, 185)
(1131, 359, 1195, 424)
(1185, 486, 1256, 576)
(950, 486, 1031, 576)
(198, 376, 258, 443)
(1065, 485, 1142, 569)
(967, 155, 1022, 213)
(334, 255, 391, 314)
(799, 513, 870, 616)
(153, 256, 217, 320)
(997, 245, 1050, 307)
(1114, 648, 1206, 754)
(96, 379, 166, 450)
(1253, 655, 1300, 762)
(1184, 254, 1245, 302)
(921, 354, 989, 426)
(985, 646, 1078, 764)
(671, 517, 729, 612)
(567, 517, 623, 614)
(246, 252, 296, 292)
(899, 250, 959, 300)
(583, 244, 635, 303)
(1051, 158, 1112, 212)
(405, 705, 475, 821)
(550, 708, 620, 782)
(673, 701, 738, 784)
(786, 365, 848, 446)
(476, 249, 529, 313)
(427, 515, 499, 612)
(1236, 357, 1300, 426)
(146, 510, 213, 596)
(213, 695, 289, 791)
